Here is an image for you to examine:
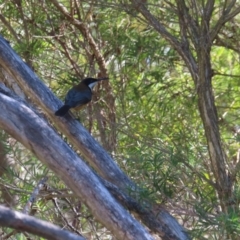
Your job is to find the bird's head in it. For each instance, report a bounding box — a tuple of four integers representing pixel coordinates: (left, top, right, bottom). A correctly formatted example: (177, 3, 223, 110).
(82, 77, 109, 89)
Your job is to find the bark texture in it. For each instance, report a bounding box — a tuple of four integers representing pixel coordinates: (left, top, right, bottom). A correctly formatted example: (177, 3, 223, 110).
(0, 205, 85, 240)
(130, 0, 237, 213)
(0, 35, 190, 240)
(0, 83, 153, 240)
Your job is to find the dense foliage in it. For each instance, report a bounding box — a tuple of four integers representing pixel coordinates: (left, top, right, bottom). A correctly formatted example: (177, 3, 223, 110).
(1, 0, 240, 239)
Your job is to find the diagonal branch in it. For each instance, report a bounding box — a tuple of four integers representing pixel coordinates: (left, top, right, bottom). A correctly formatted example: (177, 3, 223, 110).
(0, 83, 153, 240)
(204, 0, 215, 23)
(49, 0, 116, 152)
(210, 2, 240, 41)
(101, 177, 189, 240)
(0, 205, 85, 240)
(0, 35, 190, 240)
(22, 177, 48, 214)
(130, 0, 198, 82)
(0, 35, 125, 190)
(0, 14, 21, 44)
(177, 0, 199, 47)
(49, 0, 107, 74)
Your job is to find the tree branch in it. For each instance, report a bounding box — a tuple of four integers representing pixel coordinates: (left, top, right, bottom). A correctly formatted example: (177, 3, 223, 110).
(0, 34, 128, 191)
(0, 84, 153, 240)
(49, 0, 106, 74)
(0, 35, 190, 240)
(49, 0, 116, 152)
(130, 0, 198, 82)
(0, 14, 21, 44)
(101, 177, 189, 240)
(0, 205, 85, 240)
(210, 2, 240, 41)
(22, 177, 48, 214)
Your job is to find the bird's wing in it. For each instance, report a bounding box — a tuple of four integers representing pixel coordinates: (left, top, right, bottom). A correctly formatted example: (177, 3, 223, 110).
(65, 88, 92, 108)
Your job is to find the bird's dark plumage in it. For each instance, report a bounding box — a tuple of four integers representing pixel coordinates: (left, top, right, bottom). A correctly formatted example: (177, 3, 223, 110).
(55, 77, 108, 116)
(55, 105, 71, 116)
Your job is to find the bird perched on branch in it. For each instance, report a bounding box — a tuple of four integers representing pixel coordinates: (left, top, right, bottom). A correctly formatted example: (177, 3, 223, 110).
(55, 77, 109, 116)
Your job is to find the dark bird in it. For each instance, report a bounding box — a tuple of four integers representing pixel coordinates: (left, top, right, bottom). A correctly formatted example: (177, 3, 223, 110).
(55, 77, 109, 116)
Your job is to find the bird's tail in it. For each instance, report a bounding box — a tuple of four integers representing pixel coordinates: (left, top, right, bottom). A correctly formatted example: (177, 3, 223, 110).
(55, 105, 71, 116)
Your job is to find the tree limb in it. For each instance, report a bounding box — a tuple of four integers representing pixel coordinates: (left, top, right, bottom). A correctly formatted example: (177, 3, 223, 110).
(22, 176, 48, 214)
(0, 205, 85, 240)
(210, 2, 240, 42)
(49, 0, 116, 153)
(0, 35, 190, 240)
(130, 0, 198, 83)
(0, 34, 128, 191)
(0, 84, 154, 240)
